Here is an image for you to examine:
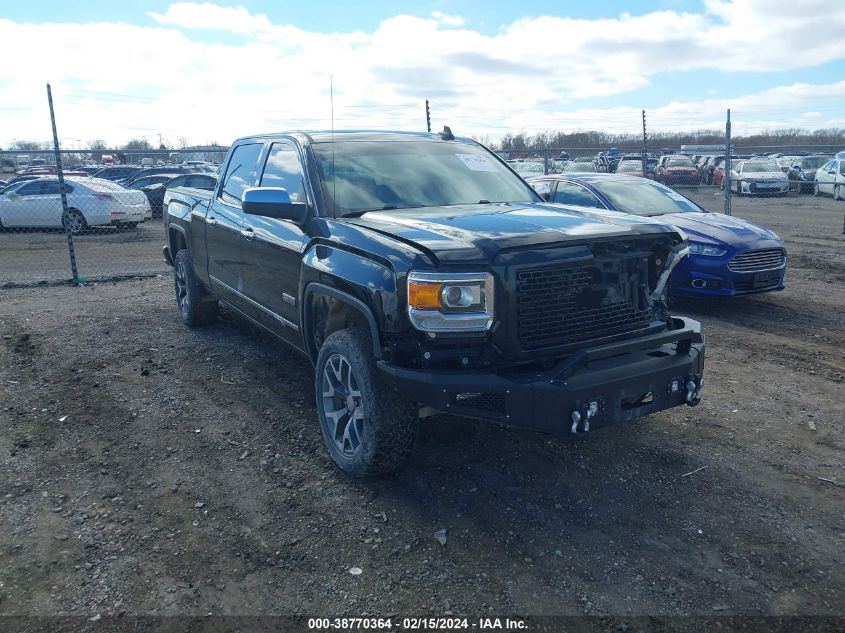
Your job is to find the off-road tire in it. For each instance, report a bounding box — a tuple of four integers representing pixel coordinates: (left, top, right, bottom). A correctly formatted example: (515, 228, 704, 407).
(315, 328, 417, 477)
(173, 249, 218, 327)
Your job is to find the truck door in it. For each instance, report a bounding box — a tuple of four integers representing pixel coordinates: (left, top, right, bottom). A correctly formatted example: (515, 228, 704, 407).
(239, 140, 309, 347)
(205, 141, 263, 309)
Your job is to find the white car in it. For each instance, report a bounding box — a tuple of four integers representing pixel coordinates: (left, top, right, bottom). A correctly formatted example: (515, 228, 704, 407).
(729, 159, 789, 196)
(814, 158, 845, 199)
(0, 176, 151, 233)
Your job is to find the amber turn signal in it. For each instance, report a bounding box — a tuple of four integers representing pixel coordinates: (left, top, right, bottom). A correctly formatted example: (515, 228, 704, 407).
(408, 281, 443, 309)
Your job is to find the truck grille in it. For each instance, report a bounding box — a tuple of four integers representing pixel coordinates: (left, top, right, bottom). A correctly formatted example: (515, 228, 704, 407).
(727, 248, 786, 272)
(516, 265, 653, 351)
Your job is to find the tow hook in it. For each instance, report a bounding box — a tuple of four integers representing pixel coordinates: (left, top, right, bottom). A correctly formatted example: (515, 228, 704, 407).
(570, 401, 598, 437)
(685, 377, 703, 407)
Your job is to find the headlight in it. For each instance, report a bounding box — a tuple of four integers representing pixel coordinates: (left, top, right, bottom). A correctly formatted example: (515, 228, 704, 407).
(688, 242, 727, 257)
(407, 271, 494, 333)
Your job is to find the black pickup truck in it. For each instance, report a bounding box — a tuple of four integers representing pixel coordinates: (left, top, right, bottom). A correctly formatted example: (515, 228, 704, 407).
(163, 130, 704, 476)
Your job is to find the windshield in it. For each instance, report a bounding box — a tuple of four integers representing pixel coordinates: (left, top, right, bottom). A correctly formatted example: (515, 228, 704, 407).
(800, 157, 827, 170)
(742, 160, 779, 173)
(591, 179, 703, 216)
(563, 161, 597, 172)
(312, 140, 539, 215)
(616, 162, 642, 172)
(667, 156, 694, 168)
(0, 181, 26, 195)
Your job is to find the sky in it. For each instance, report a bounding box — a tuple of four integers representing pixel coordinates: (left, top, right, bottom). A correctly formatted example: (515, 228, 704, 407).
(1, 0, 844, 148)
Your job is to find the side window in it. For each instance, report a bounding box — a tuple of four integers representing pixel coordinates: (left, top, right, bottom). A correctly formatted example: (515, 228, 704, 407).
(42, 181, 62, 195)
(839, 161, 845, 175)
(167, 176, 186, 188)
(17, 182, 43, 196)
(187, 175, 214, 189)
(823, 160, 834, 172)
(552, 182, 603, 208)
(220, 143, 263, 207)
(260, 142, 306, 203)
(531, 180, 553, 198)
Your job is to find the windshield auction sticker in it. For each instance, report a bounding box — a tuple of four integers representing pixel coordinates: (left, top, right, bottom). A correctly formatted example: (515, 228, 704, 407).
(455, 153, 497, 172)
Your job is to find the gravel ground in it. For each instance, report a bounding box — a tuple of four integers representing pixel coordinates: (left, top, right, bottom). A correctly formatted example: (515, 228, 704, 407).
(0, 222, 168, 286)
(0, 192, 843, 622)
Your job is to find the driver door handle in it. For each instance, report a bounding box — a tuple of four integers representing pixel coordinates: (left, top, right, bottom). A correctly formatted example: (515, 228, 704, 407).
(206, 216, 219, 227)
(241, 226, 255, 240)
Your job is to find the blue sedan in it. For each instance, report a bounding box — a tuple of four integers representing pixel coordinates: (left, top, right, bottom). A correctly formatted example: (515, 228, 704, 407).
(528, 174, 787, 298)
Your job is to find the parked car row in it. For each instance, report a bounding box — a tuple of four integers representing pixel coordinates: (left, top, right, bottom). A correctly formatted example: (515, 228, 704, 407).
(0, 176, 151, 233)
(0, 163, 219, 233)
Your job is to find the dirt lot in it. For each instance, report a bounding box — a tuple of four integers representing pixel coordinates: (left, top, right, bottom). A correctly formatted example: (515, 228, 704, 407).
(0, 222, 168, 286)
(0, 192, 843, 622)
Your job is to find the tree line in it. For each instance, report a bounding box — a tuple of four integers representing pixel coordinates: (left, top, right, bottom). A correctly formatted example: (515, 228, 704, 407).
(486, 128, 845, 151)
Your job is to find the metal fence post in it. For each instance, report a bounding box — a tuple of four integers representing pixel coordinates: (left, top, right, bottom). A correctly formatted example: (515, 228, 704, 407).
(642, 109, 648, 177)
(544, 147, 549, 175)
(724, 108, 732, 216)
(47, 83, 80, 285)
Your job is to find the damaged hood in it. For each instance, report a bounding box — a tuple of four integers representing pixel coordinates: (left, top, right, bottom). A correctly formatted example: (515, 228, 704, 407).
(344, 202, 683, 265)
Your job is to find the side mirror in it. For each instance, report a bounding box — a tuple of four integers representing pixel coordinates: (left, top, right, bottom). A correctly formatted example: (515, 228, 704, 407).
(242, 187, 308, 224)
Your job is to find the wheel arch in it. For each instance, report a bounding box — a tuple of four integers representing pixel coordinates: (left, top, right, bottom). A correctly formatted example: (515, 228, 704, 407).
(168, 223, 188, 255)
(304, 283, 382, 363)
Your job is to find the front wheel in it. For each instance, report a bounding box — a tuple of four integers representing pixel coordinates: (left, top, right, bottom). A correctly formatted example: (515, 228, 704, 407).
(814, 182, 821, 196)
(835, 185, 842, 201)
(315, 328, 417, 476)
(173, 249, 218, 327)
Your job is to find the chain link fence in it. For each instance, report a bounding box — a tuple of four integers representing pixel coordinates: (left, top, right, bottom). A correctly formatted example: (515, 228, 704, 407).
(1, 144, 843, 288)
(0, 149, 222, 286)
(501, 143, 845, 239)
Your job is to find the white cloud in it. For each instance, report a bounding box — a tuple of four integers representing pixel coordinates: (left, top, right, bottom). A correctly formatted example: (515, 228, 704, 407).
(148, 2, 273, 33)
(431, 11, 465, 27)
(0, 1, 844, 148)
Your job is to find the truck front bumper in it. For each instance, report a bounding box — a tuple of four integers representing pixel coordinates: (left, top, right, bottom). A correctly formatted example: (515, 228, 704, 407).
(378, 317, 705, 435)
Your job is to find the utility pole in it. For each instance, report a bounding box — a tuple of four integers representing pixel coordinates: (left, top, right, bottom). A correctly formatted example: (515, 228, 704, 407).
(47, 83, 80, 285)
(425, 99, 431, 133)
(724, 108, 732, 216)
(641, 109, 648, 177)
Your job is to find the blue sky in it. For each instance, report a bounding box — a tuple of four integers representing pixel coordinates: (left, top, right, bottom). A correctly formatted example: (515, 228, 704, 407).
(0, 1, 706, 32)
(1, 0, 843, 146)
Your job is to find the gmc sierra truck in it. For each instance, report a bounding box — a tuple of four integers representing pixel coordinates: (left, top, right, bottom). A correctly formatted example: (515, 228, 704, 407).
(162, 130, 705, 476)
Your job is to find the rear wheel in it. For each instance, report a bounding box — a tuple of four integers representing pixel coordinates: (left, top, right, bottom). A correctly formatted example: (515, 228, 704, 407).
(62, 208, 87, 235)
(315, 328, 417, 476)
(173, 249, 218, 327)
(121, 222, 139, 231)
(814, 182, 821, 196)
